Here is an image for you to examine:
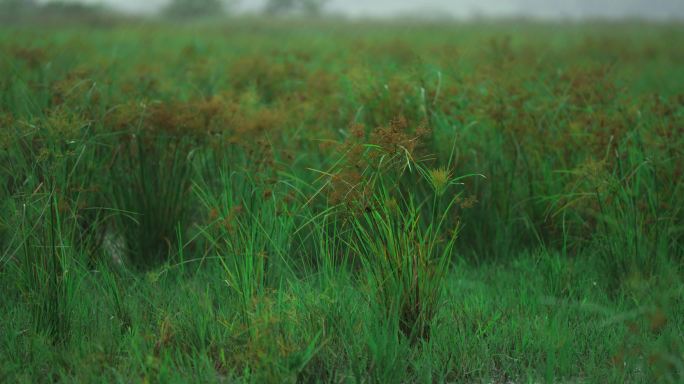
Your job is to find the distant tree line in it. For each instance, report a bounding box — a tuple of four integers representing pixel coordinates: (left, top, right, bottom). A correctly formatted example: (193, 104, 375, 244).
(0, 0, 104, 12)
(0, 0, 331, 20)
(0, 0, 109, 23)
(163, 0, 228, 19)
(264, 0, 328, 16)
(163, 0, 329, 18)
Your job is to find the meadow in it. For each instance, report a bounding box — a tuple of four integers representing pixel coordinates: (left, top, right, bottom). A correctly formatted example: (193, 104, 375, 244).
(0, 20, 683, 383)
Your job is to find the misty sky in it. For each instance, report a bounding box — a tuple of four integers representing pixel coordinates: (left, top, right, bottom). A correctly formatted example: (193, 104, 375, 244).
(50, 0, 684, 20)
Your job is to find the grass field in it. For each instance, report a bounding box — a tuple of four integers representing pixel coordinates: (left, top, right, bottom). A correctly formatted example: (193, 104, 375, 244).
(1, 20, 683, 383)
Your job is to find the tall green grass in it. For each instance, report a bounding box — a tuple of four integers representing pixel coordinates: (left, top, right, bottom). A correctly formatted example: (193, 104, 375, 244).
(0, 20, 682, 383)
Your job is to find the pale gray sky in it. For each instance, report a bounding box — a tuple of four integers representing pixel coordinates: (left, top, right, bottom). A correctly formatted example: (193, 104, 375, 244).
(42, 0, 684, 20)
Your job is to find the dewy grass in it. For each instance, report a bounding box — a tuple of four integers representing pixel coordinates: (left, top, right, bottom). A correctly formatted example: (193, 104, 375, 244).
(345, 157, 465, 342)
(11, 191, 81, 345)
(0, 20, 683, 383)
(350, 191, 458, 342)
(109, 132, 194, 268)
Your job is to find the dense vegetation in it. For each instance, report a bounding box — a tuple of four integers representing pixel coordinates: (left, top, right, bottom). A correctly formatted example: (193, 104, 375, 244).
(1, 20, 683, 383)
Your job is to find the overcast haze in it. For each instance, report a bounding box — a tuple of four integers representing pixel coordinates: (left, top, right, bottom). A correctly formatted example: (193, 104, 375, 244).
(42, 0, 684, 20)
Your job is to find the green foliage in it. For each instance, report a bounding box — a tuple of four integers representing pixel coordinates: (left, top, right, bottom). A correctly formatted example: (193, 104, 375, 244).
(195, 165, 298, 319)
(14, 194, 80, 344)
(341, 148, 466, 342)
(109, 133, 194, 268)
(0, 20, 682, 383)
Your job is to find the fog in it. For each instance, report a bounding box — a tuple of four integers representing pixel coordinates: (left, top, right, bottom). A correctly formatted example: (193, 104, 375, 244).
(38, 0, 684, 20)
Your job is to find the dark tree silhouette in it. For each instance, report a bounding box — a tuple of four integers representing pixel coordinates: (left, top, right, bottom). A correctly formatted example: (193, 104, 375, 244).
(264, 0, 328, 16)
(163, 0, 232, 19)
(1, 0, 104, 21)
(0, 0, 37, 13)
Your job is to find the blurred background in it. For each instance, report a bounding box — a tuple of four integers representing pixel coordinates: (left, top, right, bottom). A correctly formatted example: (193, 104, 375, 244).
(2, 0, 684, 21)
